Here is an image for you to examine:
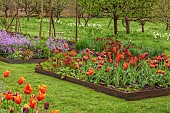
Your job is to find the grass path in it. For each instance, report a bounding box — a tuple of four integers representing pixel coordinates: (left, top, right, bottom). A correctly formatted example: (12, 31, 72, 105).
(0, 61, 170, 113)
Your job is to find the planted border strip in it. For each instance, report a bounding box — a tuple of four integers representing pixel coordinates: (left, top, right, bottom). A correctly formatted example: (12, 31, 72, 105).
(0, 56, 44, 64)
(35, 67, 170, 101)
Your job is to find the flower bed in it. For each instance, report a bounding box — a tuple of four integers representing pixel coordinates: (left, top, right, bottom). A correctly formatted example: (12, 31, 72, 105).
(0, 30, 73, 64)
(35, 66, 170, 101)
(36, 39, 170, 100)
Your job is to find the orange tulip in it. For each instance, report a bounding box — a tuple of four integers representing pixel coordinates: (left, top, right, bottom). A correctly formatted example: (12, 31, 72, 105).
(70, 50, 76, 56)
(157, 70, 165, 74)
(91, 58, 97, 62)
(18, 77, 25, 85)
(63, 43, 67, 48)
(14, 93, 22, 104)
(107, 67, 111, 72)
(37, 91, 46, 101)
(123, 62, 128, 70)
(50, 109, 60, 113)
(38, 85, 47, 94)
(29, 98, 36, 108)
(4, 70, 10, 78)
(74, 63, 79, 69)
(23, 83, 33, 94)
(5, 92, 13, 100)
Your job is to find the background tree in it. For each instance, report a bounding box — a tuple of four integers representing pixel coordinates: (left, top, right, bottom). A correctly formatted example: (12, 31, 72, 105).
(20, 0, 41, 21)
(78, 0, 100, 27)
(152, 0, 170, 30)
(100, 0, 125, 35)
(44, 0, 67, 20)
(133, 0, 155, 32)
(0, 0, 12, 18)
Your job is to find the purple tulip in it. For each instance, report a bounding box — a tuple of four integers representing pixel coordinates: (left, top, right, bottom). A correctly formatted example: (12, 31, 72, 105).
(44, 102, 49, 110)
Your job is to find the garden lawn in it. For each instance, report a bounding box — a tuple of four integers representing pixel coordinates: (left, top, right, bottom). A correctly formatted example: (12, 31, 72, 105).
(0, 61, 170, 113)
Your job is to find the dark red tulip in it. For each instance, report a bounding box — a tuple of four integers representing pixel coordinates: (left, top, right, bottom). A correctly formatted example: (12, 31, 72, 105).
(44, 102, 49, 110)
(23, 107, 29, 113)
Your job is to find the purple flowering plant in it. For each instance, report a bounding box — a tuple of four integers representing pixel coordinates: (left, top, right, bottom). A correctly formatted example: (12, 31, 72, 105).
(0, 31, 40, 59)
(0, 30, 70, 59)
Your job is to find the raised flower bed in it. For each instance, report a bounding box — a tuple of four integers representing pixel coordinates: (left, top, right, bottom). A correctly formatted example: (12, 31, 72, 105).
(36, 38, 170, 100)
(35, 66, 170, 101)
(0, 30, 73, 64)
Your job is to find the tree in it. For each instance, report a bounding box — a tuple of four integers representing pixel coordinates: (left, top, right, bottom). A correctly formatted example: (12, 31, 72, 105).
(133, 0, 155, 32)
(100, 0, 124, 35)
(52, 0, 67, 20)
(44, 0, 67, 20)
(78, 0, 100, 27)
(152, 0, 170, 30)
(20, 0, 41, 20)
(0, 0, 12, 18)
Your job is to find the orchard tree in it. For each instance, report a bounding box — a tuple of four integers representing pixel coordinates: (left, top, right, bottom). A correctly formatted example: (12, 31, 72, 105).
(0, 0, 12, 18)
(78, 0, 100, 27)
(152, 0, 170, 30)
(134, 0, 155, 32)
(20, 0, 41, 20)
(44, 0, 67, 20)
(100, 0, 125, 35)
(52, 0, 67, 20)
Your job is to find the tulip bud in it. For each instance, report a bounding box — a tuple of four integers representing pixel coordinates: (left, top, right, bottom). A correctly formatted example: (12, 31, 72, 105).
(23, 107, 29, 113)
(44, 102, 49, 110)
(10, 107, 14, 113)
(8, 90, 12, 94)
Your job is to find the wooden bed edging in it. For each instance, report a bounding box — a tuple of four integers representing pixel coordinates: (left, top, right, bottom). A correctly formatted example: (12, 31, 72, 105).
(35, 67, 170, 101)
(0, 56, 44, 64)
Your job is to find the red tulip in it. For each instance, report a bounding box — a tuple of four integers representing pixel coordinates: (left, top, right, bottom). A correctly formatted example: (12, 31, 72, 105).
(18, 77, 25, 85)
(38, 85, 47, 94)
(4, 70, 10, 78)
(5, 91, 13, 100)
(29, 98, 36, 108)
(37, 91, 46, 101)
(14, 93, 22, 104)
(23, 83, 33, 94)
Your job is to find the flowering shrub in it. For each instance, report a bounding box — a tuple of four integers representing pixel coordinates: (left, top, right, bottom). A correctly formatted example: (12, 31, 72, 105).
(39, 39, 170, 92)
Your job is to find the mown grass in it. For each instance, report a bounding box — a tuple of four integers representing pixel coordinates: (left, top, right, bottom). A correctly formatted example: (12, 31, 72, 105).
(0, 61, 170, 113)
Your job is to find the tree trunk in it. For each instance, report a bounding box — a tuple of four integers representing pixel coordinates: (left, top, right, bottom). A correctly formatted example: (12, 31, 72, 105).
(78, 14, 81, 24)
(27, 15, 30, 21)
(125, 17, 130, 34)
(166, 19, 169, 31)
(107, 18, 113, 28)
(39, 0, 44, 37)
(166, 23, 169, 31)
(113, 15, 118, 35)
(142, 23, 144, 32)
(56, 13, 60, 20)
(4, 10, 8, 18)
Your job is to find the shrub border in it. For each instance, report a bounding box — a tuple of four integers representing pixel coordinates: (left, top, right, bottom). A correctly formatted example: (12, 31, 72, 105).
(0, 56, 44, 64)
(35, 66, 170, 101)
